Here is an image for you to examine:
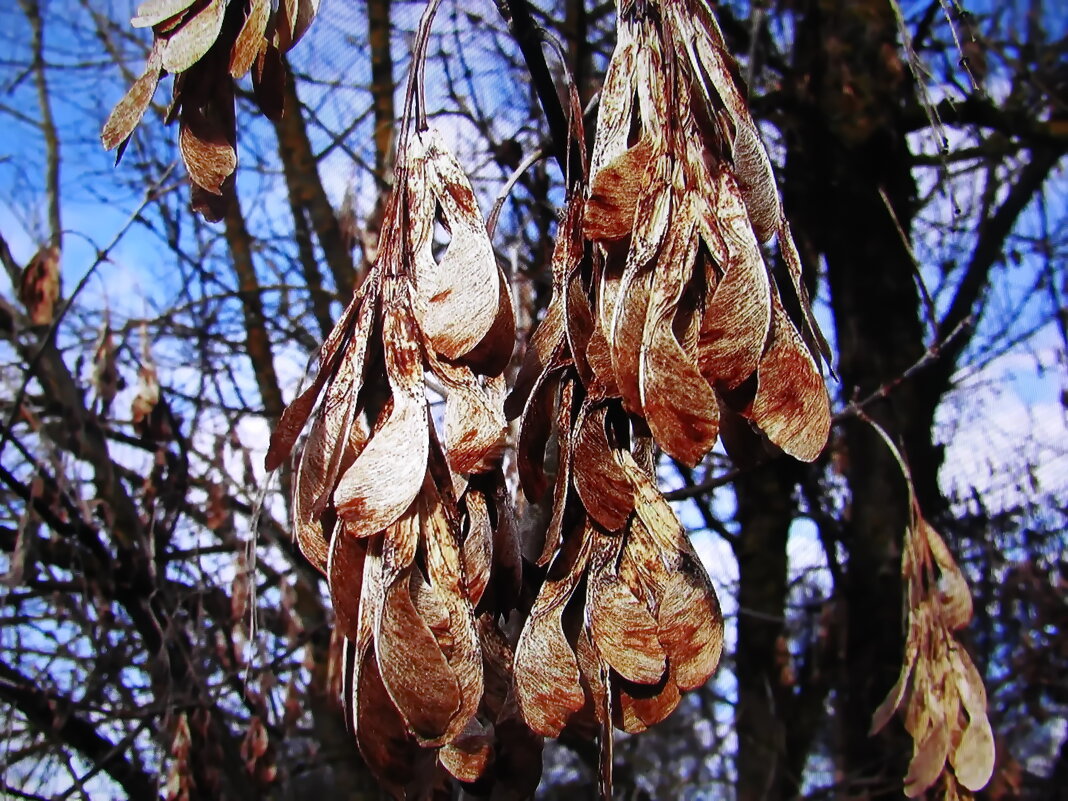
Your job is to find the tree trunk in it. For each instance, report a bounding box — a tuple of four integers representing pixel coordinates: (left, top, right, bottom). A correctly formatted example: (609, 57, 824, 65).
(783, 0, 945, 794)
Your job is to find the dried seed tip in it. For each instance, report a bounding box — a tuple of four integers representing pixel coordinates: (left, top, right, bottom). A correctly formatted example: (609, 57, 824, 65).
(101, 54, 163, 152)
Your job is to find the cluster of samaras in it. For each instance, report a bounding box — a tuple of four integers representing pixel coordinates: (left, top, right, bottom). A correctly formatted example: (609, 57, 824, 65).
(102, 0, 319, 219)
(264, 0, 832, 797)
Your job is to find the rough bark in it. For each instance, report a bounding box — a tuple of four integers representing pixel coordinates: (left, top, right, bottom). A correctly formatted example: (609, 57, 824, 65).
(368, 0, 395, 184)
(785, 0, 932, 793)
(732, 459, 801, 801)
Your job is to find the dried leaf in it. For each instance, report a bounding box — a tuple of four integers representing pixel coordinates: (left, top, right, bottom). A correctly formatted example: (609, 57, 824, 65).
(19, 244, 60, 326)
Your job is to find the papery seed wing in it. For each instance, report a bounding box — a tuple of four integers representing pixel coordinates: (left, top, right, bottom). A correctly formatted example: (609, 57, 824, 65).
(492, 693, 546, 797)
(750, 295, 830, 462)
(274, 0, 320, 52)
(778, 222, 832, 366)
(437, 359, 507, 476)
(687, 19, 782, 243)
(439, 718, 492, 783)
(335, 285, 429, 535)
(294, 411, 366, 573)
(461, 489, 493, 609)
(584, 139, 652, 242)
(870, 614, 920, 735)
(615, 672, 681, 733)
(588, 530, 666, 684)
(505, 296, 564, 421)
(589, 25, 636, 174)
(515, 366, 564, 502)
(538, 378, 576, 565)
(572, 403, 634, 532)
(101, 42, 164, 152)
(950, 647, 995, 791)
(161, 0, 226, 74)
(641, 205, 719, 466)
(620, 451, 724, 689)
(130, 0, 196, 28)
(903, 708, 950, 798)
(251, 43, 286, 121)
(327, 523, 367, 640)
(179, 103, 236, 195)
(461, 266, 516, 378)
(354, 645, 425, 798)
(420, 130, 499, 360)
(610, 265, 654, 414)
(564, 269, 597, 386)
(696, 161, 772, 389)
(923, 518, 973, 630)
(377, 566, 462, 743)
(230, 0, 270, 78)
(266, 281, 372, 470)
(514, 529, 592, 736)
(420, 478, 484, 744)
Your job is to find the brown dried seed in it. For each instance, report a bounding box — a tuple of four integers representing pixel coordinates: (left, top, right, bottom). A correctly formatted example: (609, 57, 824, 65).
(161, 0, 225, 74)
(230, 0, 270, 79)
(101, 44, 164, 152)
(18, 244, 60, 326)
(130, 0, 197, 28)
(749, 296, 830, 462)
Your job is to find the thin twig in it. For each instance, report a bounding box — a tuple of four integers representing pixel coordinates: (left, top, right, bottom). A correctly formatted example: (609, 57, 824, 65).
(0, 168, 176, 457)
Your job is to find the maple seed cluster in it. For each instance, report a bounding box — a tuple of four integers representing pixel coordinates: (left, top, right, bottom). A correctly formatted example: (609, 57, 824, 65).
(263, 0, 835, 794)
(266, 121, 522, 792)
(101, 0, 319, 220)
(871, 504, 995, 798)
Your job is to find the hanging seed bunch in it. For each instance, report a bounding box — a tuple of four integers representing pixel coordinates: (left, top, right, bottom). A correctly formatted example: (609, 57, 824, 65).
(870, 504, 994, 798)
(101, 0, 319, 220)
(507, 190, 724, 796)
(264, 4, 525, 792)
(582, 0, 831, 467)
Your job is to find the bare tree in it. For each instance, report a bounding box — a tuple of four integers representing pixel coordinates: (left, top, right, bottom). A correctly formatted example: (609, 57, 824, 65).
(0, 0, 1064, 799)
